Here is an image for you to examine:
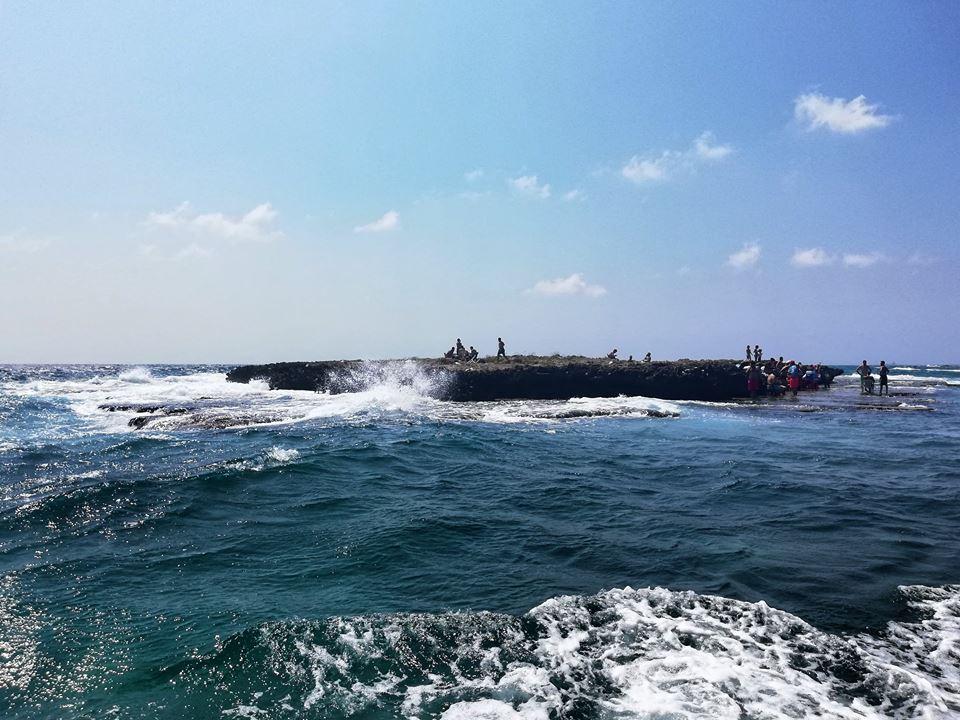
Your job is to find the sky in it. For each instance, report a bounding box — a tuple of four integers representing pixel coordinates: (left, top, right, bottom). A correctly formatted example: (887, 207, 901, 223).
(1, 1, 958, 364)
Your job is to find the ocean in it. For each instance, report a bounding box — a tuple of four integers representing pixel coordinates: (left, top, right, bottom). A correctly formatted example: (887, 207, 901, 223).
(0, 363, 957, 719)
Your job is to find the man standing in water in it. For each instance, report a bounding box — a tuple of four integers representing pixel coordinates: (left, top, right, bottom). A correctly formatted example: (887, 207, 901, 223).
(878, 360, 889, 395)
(856, 360, 872, 393)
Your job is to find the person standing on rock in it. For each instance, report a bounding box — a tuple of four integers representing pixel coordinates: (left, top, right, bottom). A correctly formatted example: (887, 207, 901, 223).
(746, 345, 752, 361)
(456, 338, 466, 359)
(787, 361, 801, 397)
(856, 360, 871, 393)
(497, 338, 506, 358)
(878, 360, 889, 395)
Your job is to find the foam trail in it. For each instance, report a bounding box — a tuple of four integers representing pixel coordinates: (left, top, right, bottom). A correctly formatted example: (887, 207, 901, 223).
(201, 585, 958, 720)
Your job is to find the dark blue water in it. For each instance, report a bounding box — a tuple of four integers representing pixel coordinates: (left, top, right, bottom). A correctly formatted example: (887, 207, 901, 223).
(1, 364, 958, 718)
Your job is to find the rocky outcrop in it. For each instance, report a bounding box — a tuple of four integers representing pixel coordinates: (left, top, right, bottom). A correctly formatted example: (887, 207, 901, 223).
(225, 357, 843, 402)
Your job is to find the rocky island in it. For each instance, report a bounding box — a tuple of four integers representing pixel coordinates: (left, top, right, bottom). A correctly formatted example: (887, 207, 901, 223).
(225, 357, 843, 402)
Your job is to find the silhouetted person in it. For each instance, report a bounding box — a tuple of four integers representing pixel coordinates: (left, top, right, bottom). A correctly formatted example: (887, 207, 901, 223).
(878, 360, 889, 395)
(456, 338, 466, 359)
(643, 352, 652, 362)
(746, 345, 752, 361)
(607, 348, 618, 360)
(468, 346, 479, 361)
(497, 337, 506, 358)
(443, 346, 455, 359)
(856, 360, 871, 393)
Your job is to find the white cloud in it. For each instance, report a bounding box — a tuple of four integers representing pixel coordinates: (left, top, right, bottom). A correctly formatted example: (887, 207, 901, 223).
(145, 202, 282, 242)
(354, 210, 400, 233)
(794, 93, 894, 134)
(622, 132, 733, 185)
(694, 131, 733, 160)
(527, 273, 606, 298)
(563, 189, 585, 202)
(464, 168, 484, 182)
(0, 231, 51, 253)
(621, 152, 676, 184)
(843, 252, 883, 268)
(508, 175, 551, 199)
(791, 247, 834, 267)
(726, 243, 761, 269)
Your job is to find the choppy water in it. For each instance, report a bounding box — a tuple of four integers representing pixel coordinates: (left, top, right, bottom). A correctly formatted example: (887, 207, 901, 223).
(0, 363, 958, 719)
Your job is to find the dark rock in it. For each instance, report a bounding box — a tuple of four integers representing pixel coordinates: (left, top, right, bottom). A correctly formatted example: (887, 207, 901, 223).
(225, 357, 844, 403)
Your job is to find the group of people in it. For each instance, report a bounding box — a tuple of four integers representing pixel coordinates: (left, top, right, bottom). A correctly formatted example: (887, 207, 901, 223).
(607, 349, 652, 362)
(856, 360, 890, 395)
(744, 354, 832, 398)
(443, 337, 508, 361)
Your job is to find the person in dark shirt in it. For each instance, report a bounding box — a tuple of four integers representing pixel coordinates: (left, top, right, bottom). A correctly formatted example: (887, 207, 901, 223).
(497, 338, 506, 358)
(878, 360, 889, 395)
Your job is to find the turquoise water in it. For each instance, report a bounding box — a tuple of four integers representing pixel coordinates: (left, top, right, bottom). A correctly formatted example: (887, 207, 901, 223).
(1, 364, 958, 718)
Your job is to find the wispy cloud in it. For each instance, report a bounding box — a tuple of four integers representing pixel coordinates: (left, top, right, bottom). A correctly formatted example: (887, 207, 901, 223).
(791, 247, 834, 267)
(622, 132, 734, 185)
(693, 131, 734, 160)
(464, 168, 484, 182)
(726, 243, 761, 269)
(907, 252, 936, 267)
(794, 93, 894, 134)
(0, 231, 51, 253)
(622, 153, 676, 184)
(563, 189, 585, 202)
(145, 202, 283, 242)
(527, 273, 606, 298)
(354, 210, 400, 233)
(458, 190, 490, 202)
(175, 243, 214, 260)
(843, 252, 883, 268)
(508, 175, 551, 199)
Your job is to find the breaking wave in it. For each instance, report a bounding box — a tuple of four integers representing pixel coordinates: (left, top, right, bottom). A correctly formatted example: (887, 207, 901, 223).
(191, 584, 959, 719)
(0, 365, 680, 434)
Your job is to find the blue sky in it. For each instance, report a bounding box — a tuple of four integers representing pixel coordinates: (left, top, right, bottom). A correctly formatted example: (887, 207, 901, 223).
(1, 1, 958, 363)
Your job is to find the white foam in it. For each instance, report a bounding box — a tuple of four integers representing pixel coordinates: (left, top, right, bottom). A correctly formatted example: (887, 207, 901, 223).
(886, 374, 960, 386)
(238, 585, 959, 720)
(264, 447, 300, 464)
(0, 367, 680, 437)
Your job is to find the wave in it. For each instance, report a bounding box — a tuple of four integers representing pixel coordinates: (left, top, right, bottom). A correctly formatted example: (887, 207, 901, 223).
(893, 367, 960, 373)
(118, 366, 155, 383)
(0, 365, 680, 436)
(188, 584, 958, 719)
(883, 374, 960, 387)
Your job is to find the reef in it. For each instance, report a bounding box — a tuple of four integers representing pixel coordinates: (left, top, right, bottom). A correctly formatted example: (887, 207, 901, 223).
(225, 356, 843, 403)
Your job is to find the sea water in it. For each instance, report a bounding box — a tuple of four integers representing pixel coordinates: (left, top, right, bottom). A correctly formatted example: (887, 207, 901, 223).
(0, 363, 957, 719)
